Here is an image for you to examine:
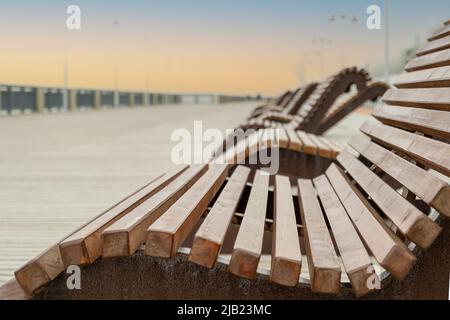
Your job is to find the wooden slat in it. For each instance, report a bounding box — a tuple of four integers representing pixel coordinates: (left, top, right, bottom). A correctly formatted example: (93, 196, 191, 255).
(307, 134, 333, 158)
(318, 137, 342, 158)
(383, 88, 450, 111)
(349, 135, 450, 217)
(0, 279, 29, 300)
(14, 174, 167, 295)
(189, 166, 250, 268)
(277, 129, 289, 149)
(429, 24, 450, 41)
(337, 150, 442, 249)
(283, 88, 303, 112)
(313, 175, 375, 297)
(325, 164, 416, 280)
(243, 131, 259, 165)
(268, 129, 277, 148)
(360, 121, 450, 176)
(146, 164, 230, 258)
(258, 129, 272, 150)
(405, 48, 450, 72)
(296, 131, 317, 155)
(282, 88, 301, 108)
(297, 179, 341, 294)
(262, 129, 276, 149)
(278, 90, 294, 107)
(102, 165, 208, 257)
(417, 35, 450, 56)
(283, 83, 318, 115)
(257, 129, 266, 150)
(286, 129, 303, 151)
(228, 171, 269, 280)
(274, 90, 292, 106)
(270, 175, 302, 287)
(394, 66, 450, 88)
(59, 167, 188, 266)
(15, 246, 62, 296)
(235, 133, 252, 165)
(373, 104, 450, 140)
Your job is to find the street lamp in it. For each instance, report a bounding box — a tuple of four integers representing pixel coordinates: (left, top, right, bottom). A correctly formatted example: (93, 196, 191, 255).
(311, 37, 331, 77)
(295, 59, 313, 85)
(305, 50, 324, 80)
(329, 14, 359, 68)
(166, 48, 171, 94)
(63, 26, 69, 111)
(112, 20, 120, 107)
(145, 35, 150, 106)
(384, 0, 390, 83)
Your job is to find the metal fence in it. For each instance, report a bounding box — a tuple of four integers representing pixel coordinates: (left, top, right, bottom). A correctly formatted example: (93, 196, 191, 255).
(0, 84, 251, 116)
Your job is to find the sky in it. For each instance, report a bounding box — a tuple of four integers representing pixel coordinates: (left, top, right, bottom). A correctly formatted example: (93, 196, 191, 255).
(0, 0, 449, 96)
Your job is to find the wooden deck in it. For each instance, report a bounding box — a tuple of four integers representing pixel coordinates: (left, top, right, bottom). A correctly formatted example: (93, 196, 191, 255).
(0, 102, 369, 286)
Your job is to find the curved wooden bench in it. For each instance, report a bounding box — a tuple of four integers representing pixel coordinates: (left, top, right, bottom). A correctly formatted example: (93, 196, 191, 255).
(248, 90, 293, 119)
(3, 20, 450, 300)
(248, 83, 318, 119)
(241, 67, 387, 133)
(315, 81, 389, 134)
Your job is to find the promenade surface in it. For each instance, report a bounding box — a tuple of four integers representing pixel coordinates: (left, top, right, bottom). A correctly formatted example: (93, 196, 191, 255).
(0, 101, 370, 285)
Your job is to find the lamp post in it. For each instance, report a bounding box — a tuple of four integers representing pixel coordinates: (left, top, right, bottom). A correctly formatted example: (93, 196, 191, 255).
(384, 0, 390, 83)
(312, 37, 331, 77)
(145, 35, 150, 106)
(112, 20, 120, 107)
(295, 62, 306, 86)
(305, 51, 324, 80)
(329, 14, 359, 68)
(63, 27, 69, 111)
(166, 48, 171, 94)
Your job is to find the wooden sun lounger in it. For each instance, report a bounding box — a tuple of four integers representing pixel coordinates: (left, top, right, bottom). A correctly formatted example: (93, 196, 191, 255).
(2, 20, 450, 300)
(241, 67, 388, 134)
(248, 90, 297, 119)
(248, 90, 293, 118)
(248, 83, 318, 119)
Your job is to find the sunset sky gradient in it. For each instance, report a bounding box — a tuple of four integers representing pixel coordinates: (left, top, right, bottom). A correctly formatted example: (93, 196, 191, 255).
(0, 0, 449, 95)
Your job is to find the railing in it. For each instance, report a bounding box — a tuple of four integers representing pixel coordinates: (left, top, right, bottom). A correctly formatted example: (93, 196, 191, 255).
(0, 84, 251, 116)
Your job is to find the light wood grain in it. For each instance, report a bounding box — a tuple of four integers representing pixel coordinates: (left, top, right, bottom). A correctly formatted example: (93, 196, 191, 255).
(373, 104, 450, 140)
(307, 134, 333, 158)
(189, 166, 250, 268)
(349, 135, 450, 217)
(14, 174, 168, 295)
(394, 66, 450, 88)
(296, 131, 317, 155)
(360, 120, 450, 176)
(286, 130, 303, 151)
(383, 88, 450, 111)
(270, 175, 302, 287)
(229, 171, 269, 280)
(59, 168, 187, 266)
(405, 48, 450, 72)
(0, 279, 29, 300)
(298, 179, 341, 294)
(318, 137, 342, 158)
(146, 164, 230, 258)
(277, 129, 289, 149)
(102, 165, 208, 257)
(417, 35, 450, 56)
(429, 23, 450, 41)
(326, 164, 416, 280)
(337, 150, 442, 249)
(313, 175, 375, 297)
